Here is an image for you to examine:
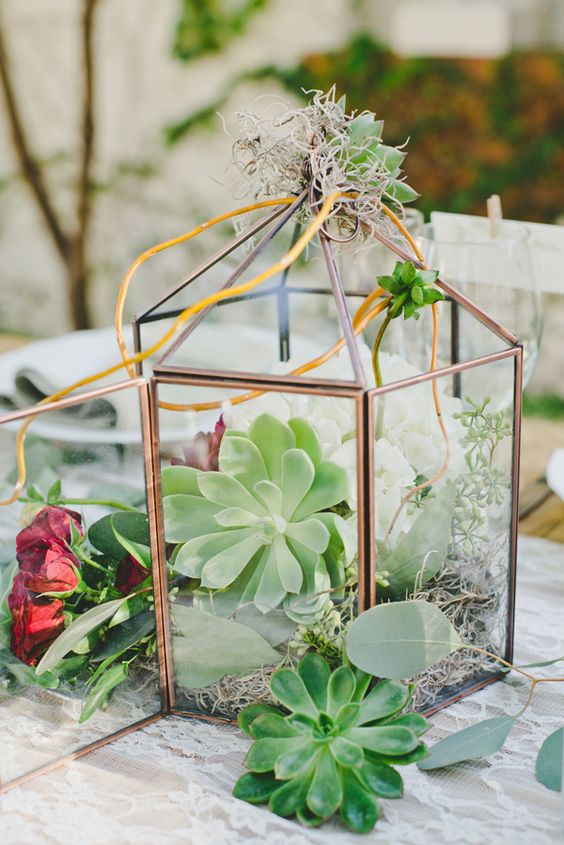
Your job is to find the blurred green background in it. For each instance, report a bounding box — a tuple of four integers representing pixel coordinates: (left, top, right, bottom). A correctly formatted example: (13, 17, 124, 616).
(0, 0, 563, 403)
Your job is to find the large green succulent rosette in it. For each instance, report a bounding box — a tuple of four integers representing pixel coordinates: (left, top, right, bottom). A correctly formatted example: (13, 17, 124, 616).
(162, 414, 355, 624)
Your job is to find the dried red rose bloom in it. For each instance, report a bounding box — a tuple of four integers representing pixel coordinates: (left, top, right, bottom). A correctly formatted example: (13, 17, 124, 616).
(16, 505, 83, 570)
(8, 572, 64, 666)
(115, 554, 150, 596)
(22, 542, 80, 594)
(171, 415, 226, 472)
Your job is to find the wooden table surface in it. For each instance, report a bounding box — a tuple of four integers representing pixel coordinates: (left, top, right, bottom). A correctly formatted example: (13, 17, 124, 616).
(0, 333, 562, 542)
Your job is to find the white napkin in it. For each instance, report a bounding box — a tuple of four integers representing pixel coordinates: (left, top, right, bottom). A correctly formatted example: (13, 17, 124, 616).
(547, 449, 564, 500)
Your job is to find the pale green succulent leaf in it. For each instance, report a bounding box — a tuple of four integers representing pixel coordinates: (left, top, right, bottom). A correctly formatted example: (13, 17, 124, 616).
(161, 464, 200, 497)
(288, 418, 322, 467)
(213, 507, 260, 528)
(386, 180, 419, 203)
(255, 544, 288, 612)
(281, 449, 315, 519)
(163, 494, 222, 542)
(175, 527, 256, 579)
(198, 472, 266, 516)
(200, 532, 264, 588)
(218, 434, 268, 490)
(249, 414, 295, 486)
(253, 479, 283, 514)
(293, 461, 349, 520)
(272, 536, 303, 595)
(285, 518, 329, 554)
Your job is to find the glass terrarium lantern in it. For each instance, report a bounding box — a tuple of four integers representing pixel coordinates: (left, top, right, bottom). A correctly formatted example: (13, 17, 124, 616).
(133, 190, 522, 723)
(0, 91, 524, 793)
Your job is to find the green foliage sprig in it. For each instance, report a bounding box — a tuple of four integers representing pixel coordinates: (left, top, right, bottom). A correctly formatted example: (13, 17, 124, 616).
(452, 398, 512, 555)
(378, 261, 444, 321)
(233, 652, 428, 833)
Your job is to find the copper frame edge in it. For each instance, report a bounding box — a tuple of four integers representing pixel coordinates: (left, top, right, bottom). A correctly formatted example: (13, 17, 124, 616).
(372, 229, 519, 347)
(0, 377, 146, 427)
(366, 346, 520, 400)
(139, 383, 170, 713)
(0, 712, 163, 795)
(136, 203, 292, 323)
(156, 191, 307, 368)
(148, 377, 177, 710)
(506, 344, 523, 663)
(153, 366, 364, 394)
(421, 669, 507, 718)
(319, 233, 367, 386)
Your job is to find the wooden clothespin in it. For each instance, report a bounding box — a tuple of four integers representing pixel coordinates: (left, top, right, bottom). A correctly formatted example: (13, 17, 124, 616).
(487, 194, 503, 238)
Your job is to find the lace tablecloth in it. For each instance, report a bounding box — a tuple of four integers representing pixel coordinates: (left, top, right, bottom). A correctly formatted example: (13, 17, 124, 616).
(2, 535, 563, 845)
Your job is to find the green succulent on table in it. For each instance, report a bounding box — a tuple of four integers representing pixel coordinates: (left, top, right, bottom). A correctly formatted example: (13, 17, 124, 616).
(379, 260, 444, 321)
(233, 652, 429, 833)
(162, 414, 354, 623)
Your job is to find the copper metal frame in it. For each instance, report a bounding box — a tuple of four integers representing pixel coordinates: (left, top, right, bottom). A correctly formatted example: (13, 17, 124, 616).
(0, 378, 166, 793)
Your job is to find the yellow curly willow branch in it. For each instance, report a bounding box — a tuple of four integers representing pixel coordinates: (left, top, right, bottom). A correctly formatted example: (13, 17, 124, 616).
(0, 190, 447, 508)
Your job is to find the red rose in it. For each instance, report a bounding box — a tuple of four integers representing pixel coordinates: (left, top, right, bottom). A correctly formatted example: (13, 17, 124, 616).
(16, 505, 82, 570)
(171, 415, 226, 472)
(8, 572, 64, 665)
(16, 505, 82, 595)
(115, 554, 150, 596)
(22, 542, 80, 594)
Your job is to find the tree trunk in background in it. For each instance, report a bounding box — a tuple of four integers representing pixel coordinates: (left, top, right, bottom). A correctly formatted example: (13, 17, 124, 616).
(67, 236, 91, 330)
(0, 0, 99, 331)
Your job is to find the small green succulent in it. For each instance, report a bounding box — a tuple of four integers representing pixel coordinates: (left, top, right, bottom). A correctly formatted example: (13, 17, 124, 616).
(378, 261, 444, 320)
(233, 653, 429, 833)
(162, 414, 354, 623)
(344, 108, 419, 204)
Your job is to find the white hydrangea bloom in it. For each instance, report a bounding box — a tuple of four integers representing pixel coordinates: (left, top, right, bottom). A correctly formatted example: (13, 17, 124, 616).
(230, 344, 466, 542)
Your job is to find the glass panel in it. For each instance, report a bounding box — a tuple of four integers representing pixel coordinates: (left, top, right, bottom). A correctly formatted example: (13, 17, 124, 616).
(141, 214, 362, 384)
(156, 381, 360, 720)
(371, 355, 516, 711)
(0, 384, 161, 787)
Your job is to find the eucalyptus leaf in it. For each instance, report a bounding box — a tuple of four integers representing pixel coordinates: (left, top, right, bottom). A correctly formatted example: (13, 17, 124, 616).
(535, 727, 563, 792)
(346, 600, 462, 680)
(379, 486, 455, 599)
(36, 598, 125, 674)
(418, 714, 518, 770)
(171, 605, 279, 689)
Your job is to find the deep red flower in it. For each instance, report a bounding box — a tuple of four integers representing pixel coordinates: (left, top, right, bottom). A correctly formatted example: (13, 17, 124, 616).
(16, 505, 82, 570)
(8, 572, 64, 666)
(171, 415, 226, 472)
(115, 554, 150, 596)
(21, 542, 80, 594)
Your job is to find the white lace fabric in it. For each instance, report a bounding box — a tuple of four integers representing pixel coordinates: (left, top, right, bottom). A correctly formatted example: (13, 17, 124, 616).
(2, 535, 563, 845)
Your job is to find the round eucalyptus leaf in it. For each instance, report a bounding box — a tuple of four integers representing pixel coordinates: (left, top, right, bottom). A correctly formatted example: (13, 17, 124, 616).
(346, 600, 462, 680)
